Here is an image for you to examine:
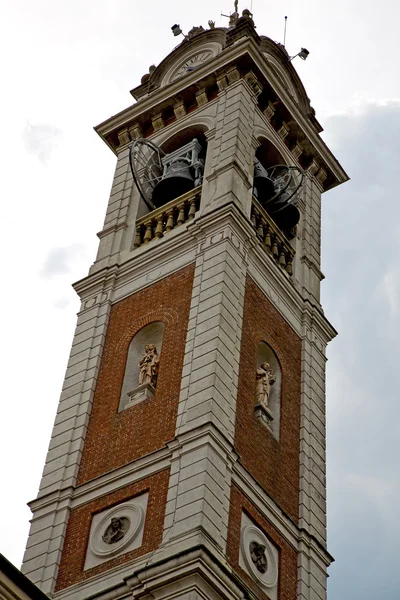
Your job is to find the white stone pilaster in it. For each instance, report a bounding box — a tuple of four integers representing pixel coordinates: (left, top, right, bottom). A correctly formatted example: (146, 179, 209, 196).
(200, 80, 257, 217)
(91, 146, 134, 274)
(161, 212, 248, 553)
(21, 291, 112, 594)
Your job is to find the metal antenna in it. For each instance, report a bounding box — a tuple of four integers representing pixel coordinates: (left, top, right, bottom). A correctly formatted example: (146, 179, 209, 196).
(283, 15, 288, 46)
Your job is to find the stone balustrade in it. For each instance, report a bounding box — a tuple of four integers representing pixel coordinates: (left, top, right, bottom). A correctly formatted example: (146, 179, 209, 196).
(133, 187, 201, 249)
(251, 198, 295, 276)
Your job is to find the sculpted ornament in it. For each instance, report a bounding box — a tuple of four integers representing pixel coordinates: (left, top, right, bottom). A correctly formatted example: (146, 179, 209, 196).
(249, 541, 268, 573)
(255, 362, 276, 408)
(102, 517, 130, 545)
(138, 344, 160, 388)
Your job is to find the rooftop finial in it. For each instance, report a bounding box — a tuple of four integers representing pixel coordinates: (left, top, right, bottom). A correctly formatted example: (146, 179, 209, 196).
(229, 0, 240, 26)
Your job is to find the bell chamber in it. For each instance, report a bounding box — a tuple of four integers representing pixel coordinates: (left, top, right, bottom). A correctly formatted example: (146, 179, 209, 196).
(130, 138, 205, 210)
(253, 158, 304, 231)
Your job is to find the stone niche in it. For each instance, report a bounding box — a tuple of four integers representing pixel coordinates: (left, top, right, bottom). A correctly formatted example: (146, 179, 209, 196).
(254, 341, 281, 440)
(239, 512, 279, 600)
(118, 322, 164, 412)
(84, 493, 148, 570)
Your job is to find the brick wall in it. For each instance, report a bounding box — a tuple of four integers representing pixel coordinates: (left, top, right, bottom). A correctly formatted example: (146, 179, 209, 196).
(227, 485, 297, 600)
(77, 264, 194, 485)
(235, 275, 301, 522)
(56, 469, 169, 590)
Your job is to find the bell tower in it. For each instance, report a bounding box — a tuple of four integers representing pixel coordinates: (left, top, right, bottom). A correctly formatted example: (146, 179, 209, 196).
(21, 12, 347, 600)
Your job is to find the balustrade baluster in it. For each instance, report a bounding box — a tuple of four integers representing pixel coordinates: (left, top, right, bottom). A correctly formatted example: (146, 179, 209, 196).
(177, 203, 185, 225)
(133, 226, 142, 248)
(188, 198, 197, 220)
(286, 255, 293, 276)
(155, 216, 164, 238)
(271, 235, 279, 258)
(143, 222, 153, 244)
(279, 246, 286, 267)
(251, 209, 257, 229)
(264, 225, 271, 251)
(165, 209, 175, 232)
(257, 218, 264, 239)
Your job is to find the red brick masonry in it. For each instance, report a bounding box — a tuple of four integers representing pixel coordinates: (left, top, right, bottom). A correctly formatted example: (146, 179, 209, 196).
(56, 469, 169, 590)
(235, 276, 302, 522)
(77, 264, 194, 485)
(227, 485, 297, 600)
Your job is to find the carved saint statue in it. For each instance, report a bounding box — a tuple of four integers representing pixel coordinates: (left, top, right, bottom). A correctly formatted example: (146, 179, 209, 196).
(255, 362, 276, 408)
(102, 516, 129, 545)
(138, 344, 160, 388)
(249, 540, 268, 573)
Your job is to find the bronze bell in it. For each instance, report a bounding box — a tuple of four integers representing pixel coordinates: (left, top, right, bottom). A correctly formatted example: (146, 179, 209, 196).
(253, 160, 275, 203)
(271, 204, 300, 231)
(152, 159, 195, 207)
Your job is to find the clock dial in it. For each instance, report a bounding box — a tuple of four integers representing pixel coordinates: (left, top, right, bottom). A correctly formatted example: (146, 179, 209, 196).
(172, 51, 212, 81)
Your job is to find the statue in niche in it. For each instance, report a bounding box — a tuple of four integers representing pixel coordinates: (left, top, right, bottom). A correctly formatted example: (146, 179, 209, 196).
(249, 540, 268, 573)
(138, 344, 160, 388)
(255, 362, 276, 408)
(102, 516, 130, 545)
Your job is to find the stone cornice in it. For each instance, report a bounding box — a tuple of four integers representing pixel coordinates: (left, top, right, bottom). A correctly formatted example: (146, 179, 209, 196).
(73, 202, 335, 343)
(94, 36, 348, 191)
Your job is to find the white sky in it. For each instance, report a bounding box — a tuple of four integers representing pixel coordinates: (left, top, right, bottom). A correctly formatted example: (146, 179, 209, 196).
(1, 2, 400, 599)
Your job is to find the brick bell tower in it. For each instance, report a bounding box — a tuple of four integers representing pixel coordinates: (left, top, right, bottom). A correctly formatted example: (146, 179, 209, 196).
(22, 10, 348, 600)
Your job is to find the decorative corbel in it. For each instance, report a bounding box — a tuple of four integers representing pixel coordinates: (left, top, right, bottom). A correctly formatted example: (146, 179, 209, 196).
(244, 71, 263, 97)
(277, 121, 290, 141)
(128, 123, 143, 141)
(316, 167, 328, 185)
(151, 113, 165, 132)
(307, 159, 320, 177)
(117, 128, 130, 146)
(226, 66, 240, 84)
(263, 101, 276, 121)
(216, 75, 228, 91)
(291, 141, 304, 160)
(195, 88, 208, 107)
(173, 101, 187, 120)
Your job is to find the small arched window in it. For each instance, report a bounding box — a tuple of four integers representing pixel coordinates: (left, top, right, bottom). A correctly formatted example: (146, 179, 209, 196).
(254, 341, 281, 440)
(118, 321, 164, 412)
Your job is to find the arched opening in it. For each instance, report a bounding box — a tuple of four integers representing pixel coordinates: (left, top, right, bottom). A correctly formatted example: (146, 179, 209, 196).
(135, 125, 208, 219)
(256, 138, 286, 170)
(253, 138, 301, 232)
(118, 321, 165, 412)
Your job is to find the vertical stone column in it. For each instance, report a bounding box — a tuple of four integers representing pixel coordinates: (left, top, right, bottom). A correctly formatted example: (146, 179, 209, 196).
(161, 217, 248, 555)
(299, 176, 323, 303)
(299, 316, 328, 546)
(200, 80, 257, 218)
(21, 291, 112, 594)
(91, 145, 135, 274)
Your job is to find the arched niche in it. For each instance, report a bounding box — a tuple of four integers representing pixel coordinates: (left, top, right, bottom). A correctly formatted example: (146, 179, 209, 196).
(118, 321, 164, 412)
(254, 341, 282, 440)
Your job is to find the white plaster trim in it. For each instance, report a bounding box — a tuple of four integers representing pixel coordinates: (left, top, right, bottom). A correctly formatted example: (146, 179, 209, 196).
(28, 446, 172, 513)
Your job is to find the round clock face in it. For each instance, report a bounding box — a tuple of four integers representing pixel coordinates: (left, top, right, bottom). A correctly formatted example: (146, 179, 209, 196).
(172, 50, 213, 81)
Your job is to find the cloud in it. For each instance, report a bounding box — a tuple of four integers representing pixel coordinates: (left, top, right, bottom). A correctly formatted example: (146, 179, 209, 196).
(322, 101, 400, 599)
(22, 122, 62, 163)
(40, 244, 85, 279)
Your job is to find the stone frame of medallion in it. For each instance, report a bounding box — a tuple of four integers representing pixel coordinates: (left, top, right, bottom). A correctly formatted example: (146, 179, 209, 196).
(84, 493, 149, 571)
(118, 321, 164, 412)
(238, 512, 279, 600)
